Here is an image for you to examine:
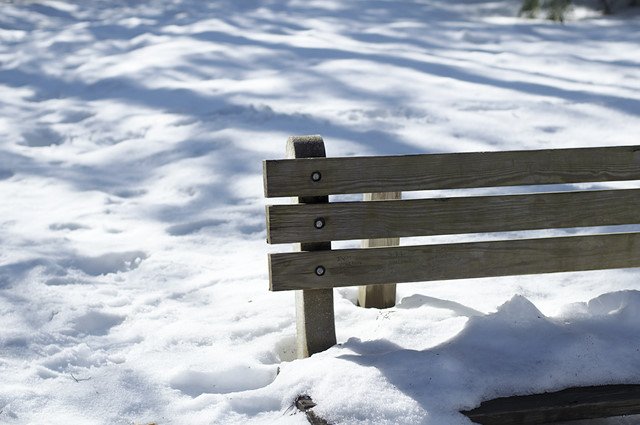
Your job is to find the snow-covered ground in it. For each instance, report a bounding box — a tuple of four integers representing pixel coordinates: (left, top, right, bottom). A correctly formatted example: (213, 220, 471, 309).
(1, 0, 640, 424)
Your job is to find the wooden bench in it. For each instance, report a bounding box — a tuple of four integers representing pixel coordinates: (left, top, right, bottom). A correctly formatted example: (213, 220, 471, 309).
(263, 135, 640, 423)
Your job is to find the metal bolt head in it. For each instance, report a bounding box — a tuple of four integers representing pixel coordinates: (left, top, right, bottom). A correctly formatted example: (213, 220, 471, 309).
(314, 218, 325, 229)
(315, 266, 325, 276)
(311, 171, 322, 182)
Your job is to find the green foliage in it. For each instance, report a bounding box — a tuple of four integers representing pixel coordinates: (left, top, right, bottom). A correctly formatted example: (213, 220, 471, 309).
(520, 0, 638, 21)
(547, 0, 571, 21)
(519, 0, 542, 18)
(519, 0, 571, 21)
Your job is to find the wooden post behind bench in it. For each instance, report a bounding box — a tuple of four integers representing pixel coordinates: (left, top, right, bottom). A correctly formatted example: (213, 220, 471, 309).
(287, 136, 337, 358)
(358, 191, 400, 309)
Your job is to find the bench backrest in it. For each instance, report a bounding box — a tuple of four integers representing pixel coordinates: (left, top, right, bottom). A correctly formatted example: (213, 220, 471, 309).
(264, 140, 640, 292)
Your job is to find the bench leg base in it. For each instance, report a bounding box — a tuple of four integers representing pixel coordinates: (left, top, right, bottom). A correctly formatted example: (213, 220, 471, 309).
(296, 289, 337, 358)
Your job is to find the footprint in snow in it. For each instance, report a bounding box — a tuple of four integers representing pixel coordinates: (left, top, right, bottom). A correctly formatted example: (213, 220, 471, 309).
(169, 365, 277, 397)
(49, 222, 89, 231)
(72, 311, 126, 336)
(166, 219, 227, 236)
(20, 126, 65, 147)
(69, 251, 147, 276)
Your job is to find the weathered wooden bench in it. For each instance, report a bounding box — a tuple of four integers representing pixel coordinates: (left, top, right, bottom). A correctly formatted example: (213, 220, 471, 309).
(263, 135, 640, 424)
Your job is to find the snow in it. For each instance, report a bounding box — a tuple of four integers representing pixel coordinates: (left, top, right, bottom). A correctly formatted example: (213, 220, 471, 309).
(0, 0, 639, 424)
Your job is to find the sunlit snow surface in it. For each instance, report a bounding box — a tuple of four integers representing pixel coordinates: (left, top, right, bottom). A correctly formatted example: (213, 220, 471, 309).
(1, 0, 640, 424)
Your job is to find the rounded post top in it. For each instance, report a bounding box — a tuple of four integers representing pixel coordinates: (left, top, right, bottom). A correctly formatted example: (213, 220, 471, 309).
(286, 135, 326, 159)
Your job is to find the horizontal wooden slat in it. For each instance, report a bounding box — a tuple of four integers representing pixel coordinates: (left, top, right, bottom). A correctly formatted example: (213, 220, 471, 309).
(269, 232, 640, 291)
(264, 145, 640, 197)
(462, 384, 640, 425)
(267, 188, 640, 244)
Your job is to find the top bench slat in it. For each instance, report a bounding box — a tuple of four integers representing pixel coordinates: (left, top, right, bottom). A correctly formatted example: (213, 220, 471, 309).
(263, 145, 640, 197)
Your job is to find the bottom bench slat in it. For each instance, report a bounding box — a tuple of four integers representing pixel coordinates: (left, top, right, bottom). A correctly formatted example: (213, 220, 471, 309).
(269, 232, 640, 291)
(461, 384, 640, 425)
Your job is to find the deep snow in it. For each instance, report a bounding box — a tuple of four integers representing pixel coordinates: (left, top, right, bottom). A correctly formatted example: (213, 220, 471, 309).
(1, 0, 640, 424)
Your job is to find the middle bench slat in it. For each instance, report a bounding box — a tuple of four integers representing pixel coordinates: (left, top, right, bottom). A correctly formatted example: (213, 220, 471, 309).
(267, 188, 640, 244)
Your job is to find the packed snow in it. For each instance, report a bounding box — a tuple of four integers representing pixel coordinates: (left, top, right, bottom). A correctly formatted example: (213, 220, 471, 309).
(1, 0, 640, 424)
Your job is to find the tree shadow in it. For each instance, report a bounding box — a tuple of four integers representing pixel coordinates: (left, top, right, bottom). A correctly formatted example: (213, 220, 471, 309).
(3, 0, 639, 254)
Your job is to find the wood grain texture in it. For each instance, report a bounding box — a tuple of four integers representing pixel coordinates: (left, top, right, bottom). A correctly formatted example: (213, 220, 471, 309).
(269, 232, 640, 291)
(284, 135, 337, 358)
(461, 384, 640, 425)
(267, 188, 640, 244)
(264, 145, 640, 198)
(358, 192, 401, 309)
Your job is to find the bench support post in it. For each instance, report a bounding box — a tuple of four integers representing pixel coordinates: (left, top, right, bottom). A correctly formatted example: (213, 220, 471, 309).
(287, 135, 337, 358)
(358, 191, 401, 309)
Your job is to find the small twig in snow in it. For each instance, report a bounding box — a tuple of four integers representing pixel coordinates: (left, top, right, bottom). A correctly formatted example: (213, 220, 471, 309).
(70, 373, 92, 383)
(284, 395, 331, 425)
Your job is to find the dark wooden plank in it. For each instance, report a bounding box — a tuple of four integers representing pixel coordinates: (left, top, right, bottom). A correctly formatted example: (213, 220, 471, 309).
(267, 188, 640, 244)
(461, 384, 640, 425)
(269, 232, 640, 291)
(264, 145, 640, 197)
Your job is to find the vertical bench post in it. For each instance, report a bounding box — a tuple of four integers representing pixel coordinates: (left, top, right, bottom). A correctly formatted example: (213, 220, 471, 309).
(287, 135, 337, 358)
(358, 191, 401, 309)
